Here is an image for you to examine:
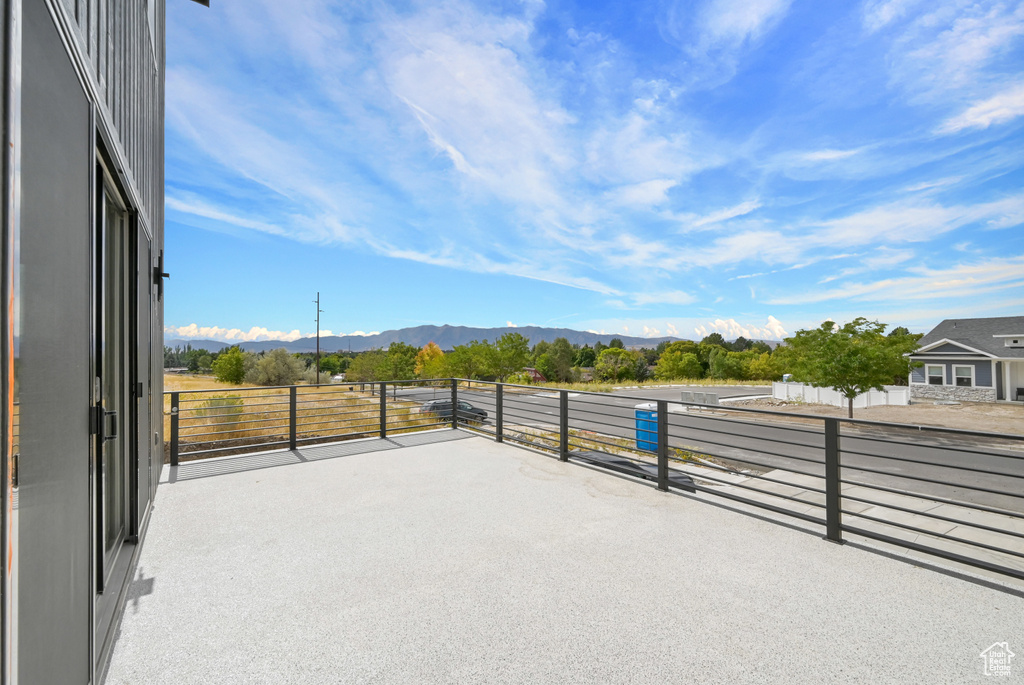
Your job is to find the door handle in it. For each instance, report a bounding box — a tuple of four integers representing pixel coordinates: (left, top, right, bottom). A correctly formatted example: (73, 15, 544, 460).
(104, 410, 118, 442)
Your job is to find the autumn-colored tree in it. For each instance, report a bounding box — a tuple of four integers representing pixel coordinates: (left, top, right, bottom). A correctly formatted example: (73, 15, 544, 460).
(414, 342, 446, 378)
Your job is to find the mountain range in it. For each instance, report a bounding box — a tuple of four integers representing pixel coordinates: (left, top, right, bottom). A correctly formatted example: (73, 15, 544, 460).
(166, 324, 690, 353)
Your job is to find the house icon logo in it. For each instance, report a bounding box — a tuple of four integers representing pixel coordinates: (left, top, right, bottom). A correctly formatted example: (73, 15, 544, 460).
(980, 642, 1015, 677)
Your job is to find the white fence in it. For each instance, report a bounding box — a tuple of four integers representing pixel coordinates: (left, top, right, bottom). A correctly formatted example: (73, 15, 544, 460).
(772, 382, 909, 408)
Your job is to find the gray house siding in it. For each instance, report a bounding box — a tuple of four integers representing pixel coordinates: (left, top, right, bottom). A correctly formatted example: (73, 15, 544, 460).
(910, 358, 997, 402)
(3, 1, 166, 683)
(920, 342, 979, 355)
(911, 358, 992, 386)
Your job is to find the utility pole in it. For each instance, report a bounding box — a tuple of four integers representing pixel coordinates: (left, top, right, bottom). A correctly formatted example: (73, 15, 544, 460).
(314, 292, 324, 384)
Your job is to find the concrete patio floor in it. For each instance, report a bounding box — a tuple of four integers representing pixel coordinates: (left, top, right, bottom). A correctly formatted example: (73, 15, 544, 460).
(105, 430, 1023, 684)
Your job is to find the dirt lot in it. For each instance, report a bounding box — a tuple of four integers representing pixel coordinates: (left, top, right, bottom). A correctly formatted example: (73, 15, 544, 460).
(731, 398, 1024, 435)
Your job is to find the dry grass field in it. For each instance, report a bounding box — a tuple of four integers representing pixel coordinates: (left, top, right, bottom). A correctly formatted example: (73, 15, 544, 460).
(163, 376, 441, 462)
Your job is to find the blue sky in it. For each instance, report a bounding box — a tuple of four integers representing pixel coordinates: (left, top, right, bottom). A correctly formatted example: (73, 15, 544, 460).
(164, 0, 1024, 344)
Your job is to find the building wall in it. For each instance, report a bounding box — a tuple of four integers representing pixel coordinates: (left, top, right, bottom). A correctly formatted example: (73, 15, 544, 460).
(910, 358, 992, 387)
(3, 1, 166, 683)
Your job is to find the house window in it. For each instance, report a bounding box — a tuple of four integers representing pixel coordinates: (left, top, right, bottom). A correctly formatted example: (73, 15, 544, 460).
(926, 365, 944, 385)
(954, 366, 974, 387)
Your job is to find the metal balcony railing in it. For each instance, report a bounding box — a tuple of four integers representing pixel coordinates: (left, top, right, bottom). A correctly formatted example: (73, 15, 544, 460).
(165, 378, 1024, 582)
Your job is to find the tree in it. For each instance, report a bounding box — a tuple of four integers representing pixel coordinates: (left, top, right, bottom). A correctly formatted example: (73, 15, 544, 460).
(573, 345, 596, 368)
(633, 356, 651, 382)
(784, 318, 920, 417)
(701, 332, 727, 348)
(211, 346, 246, 384)
(245, 348, 304, 386)
(414, 342, 446, 378)
(494, 332, 531, 381)
(595, 348, 639, 381)
(531, 340, 551, 362)
(379, 342, 419, 381)
(346, 349, 387, 381)
(609, 337, 624, 349)
(448, 340, 494, 379)
(548, 337, 575, 382)
(731, 336, 752, 352)
(655, 351, 703, 380)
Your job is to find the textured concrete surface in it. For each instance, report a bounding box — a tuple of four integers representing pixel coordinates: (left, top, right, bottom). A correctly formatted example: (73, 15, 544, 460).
(106, 431, 1023, 684)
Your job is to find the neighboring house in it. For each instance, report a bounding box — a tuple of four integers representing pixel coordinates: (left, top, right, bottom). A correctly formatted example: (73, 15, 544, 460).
(523, 367, 548, 382)
(909, 317, 1024, 403)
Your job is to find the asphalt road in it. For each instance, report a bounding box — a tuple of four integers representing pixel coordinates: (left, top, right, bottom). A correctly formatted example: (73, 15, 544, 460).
(384, 384, 1024, 515)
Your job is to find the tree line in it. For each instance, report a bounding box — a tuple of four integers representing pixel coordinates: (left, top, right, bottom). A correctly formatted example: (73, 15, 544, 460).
(168, 321, 921, 397)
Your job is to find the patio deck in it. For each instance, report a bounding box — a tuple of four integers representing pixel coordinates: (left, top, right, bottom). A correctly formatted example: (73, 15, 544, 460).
(105, 430, 1023, 684)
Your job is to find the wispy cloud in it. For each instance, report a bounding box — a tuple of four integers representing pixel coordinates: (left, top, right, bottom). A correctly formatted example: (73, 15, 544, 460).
(768, 255, 1024, 305)
(938, 82, 1024, 133)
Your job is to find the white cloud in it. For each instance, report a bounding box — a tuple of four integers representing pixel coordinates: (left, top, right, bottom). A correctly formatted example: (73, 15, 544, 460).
(165, 324, 305, 342)
(506, 321, 518, 328)
(642, 325, 661, 337)
(694, 316, 788, 340)
(666, 322, 680, 337)
(938, 82, 1024, 134)
(812, 195, 1024, 247)
(862, 0, 923, 33)
(631, 290, 699, 306)
(767, 255, 1024, 305)
(696, 0, 793, 52)
(799, 148, 861, 162)
(607, 179, 678, 207)
(164, 324, 381, 343)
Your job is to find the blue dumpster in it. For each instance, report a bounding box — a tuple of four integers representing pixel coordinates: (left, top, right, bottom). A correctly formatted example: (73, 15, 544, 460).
(635, 402, 657, 452)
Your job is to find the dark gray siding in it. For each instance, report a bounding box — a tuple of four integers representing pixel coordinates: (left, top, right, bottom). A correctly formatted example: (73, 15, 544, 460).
(55, 0, 164, 242)
(19, 2, 94, 680)
(911, 358, 993, 387)
(921, 342, 979, 355)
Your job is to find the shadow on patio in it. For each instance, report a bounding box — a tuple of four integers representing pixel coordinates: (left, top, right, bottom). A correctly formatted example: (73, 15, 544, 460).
(106, 430, 1023, 684)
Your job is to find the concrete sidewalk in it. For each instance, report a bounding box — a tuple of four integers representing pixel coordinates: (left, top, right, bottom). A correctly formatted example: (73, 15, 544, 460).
(106, 432, 1023, 684)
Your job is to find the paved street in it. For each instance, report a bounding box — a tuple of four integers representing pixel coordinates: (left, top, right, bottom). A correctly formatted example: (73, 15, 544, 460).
(385, 384, 1024, 515)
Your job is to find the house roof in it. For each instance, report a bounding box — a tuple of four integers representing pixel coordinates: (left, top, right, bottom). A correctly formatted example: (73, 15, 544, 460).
(914, 316, 1024, 359)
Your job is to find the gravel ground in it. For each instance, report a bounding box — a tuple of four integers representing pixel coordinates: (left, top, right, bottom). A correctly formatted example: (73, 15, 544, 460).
(731, 398, 1024, 435)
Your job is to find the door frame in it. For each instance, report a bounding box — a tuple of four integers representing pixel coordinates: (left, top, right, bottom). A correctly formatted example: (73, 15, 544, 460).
(91, 149, 139, 653)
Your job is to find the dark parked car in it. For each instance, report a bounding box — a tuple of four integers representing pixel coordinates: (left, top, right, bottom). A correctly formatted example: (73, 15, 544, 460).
(421, 399, 487, 423)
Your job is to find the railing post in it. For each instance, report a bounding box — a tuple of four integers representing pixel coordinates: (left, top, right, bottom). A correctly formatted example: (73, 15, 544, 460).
(170, 392, 180, 466)
(451, 379, 458, 429)
(824, 418, 844, 544)
(495, 383, 503, 443)
(559, 390, 569, 461)
(380, 381, 387, 439)
(657, 400, 668, 491)
(289, 386, 297, 450)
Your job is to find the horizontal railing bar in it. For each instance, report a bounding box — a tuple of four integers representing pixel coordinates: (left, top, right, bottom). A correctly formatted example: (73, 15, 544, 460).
(661, 441, 828, 481)
(664, 431, 825, 467)
(295, 420, 382, 434)
(840, 463, 1024, 500)
(177, 440, 292, 457)
(839, 492, 1024, 540)
(292, 418, 381, 432)
(666, 475, 826, 525)
(179, 415, 290, 429)
(838, 478, 1024, 520)
(178, 425, 290, 440)
(666, 418, 824, 451)
(293, 408, 381, 421)
(836, 448, 1024, 480)
(831, 430, 1024, 460)
(178, 431, 288, 446)
(176, 400, 290, 411)
(841, 511, 1024, 560)
(842, 525, 1024, 581)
